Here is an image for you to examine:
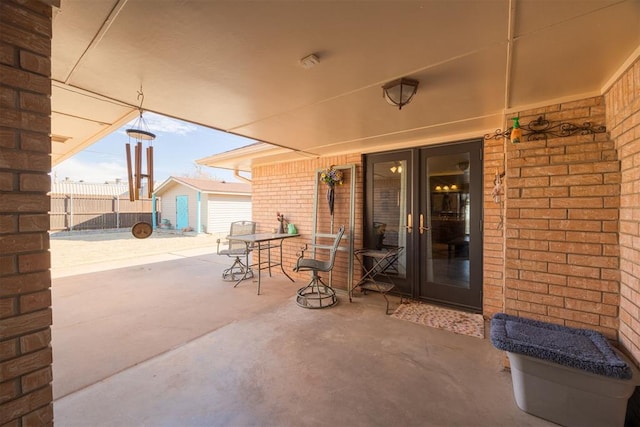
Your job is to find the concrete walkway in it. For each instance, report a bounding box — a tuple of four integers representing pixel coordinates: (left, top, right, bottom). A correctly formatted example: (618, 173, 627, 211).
(50, 232, 553, 426)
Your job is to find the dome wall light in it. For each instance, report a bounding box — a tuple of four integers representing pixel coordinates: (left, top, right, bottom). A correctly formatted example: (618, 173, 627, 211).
(382, 77, 419, 110)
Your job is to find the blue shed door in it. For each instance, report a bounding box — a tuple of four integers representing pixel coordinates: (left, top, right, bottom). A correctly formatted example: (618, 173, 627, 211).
(176, 195, 189, 230)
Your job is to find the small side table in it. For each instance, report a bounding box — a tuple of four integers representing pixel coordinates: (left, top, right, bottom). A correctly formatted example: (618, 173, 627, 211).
(351, 246, 403, 314)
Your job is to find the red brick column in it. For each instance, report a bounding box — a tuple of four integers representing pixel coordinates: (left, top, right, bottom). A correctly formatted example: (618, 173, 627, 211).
(483, 126, 507, 317)
(605, 58, 640, 364)
(503, 96, 620, 339)
(0, 0, 54, 424)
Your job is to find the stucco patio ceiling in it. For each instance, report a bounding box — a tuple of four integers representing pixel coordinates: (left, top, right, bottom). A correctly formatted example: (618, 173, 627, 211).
(51, 0, 640, 170)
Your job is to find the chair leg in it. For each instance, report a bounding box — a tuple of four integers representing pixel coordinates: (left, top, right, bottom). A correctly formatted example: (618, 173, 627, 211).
(382, 292, 391, 315)
(223, 256, 253, 282)
(295, 272, 337, 309)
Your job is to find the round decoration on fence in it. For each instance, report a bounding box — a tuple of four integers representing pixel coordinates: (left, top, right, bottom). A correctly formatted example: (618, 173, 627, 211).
(131, 221, 153, 239)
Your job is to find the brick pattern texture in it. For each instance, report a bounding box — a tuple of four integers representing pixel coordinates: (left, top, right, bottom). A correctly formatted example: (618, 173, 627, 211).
(483, 130, 506, 317)
(605, 58, 640, 363)
(503, 96, 621, 339)
(0, 0, 54, 425)
(252, 155, 363, 289)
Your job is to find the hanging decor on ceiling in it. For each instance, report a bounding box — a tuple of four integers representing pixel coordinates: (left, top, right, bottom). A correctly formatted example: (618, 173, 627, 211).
(125, 87, 155, 203)
(484, 116, 606, 143)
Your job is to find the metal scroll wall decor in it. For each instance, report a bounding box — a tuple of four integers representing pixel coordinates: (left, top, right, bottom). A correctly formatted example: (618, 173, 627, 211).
(125, 88, 155, 202)
(484, 116, 607, 143)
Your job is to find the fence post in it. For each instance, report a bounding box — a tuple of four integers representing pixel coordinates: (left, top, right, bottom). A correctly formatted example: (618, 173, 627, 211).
(69, 193, 74, 231)
(116, 196, 120, 229)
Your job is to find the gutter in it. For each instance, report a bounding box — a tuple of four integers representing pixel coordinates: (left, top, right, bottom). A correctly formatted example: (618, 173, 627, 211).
(234, 169, 252, 184)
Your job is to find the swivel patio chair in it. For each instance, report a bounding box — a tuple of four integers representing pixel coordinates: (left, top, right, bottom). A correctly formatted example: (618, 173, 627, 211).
(294, 225, 345, 309)
(217, 220, 256, 281)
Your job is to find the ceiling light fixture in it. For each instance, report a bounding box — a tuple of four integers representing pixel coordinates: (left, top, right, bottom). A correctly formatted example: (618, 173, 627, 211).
(382, 77, 419, 110)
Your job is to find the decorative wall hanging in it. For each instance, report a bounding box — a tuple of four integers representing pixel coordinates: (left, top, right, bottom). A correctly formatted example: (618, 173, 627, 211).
(320, 165, 344, 218)
(276, 212, 287, 234)
(491, 169, 505, 204)
(125, 87, 155, 202)
(484, 116, 606, 142)
(492, 168, 506, 231)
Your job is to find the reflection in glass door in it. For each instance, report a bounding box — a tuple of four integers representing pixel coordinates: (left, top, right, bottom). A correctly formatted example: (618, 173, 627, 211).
(365, 152, 411, 294)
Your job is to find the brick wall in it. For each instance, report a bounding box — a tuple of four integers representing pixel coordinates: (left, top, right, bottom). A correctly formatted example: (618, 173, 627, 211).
(503, 96, 620, 339)
(252, 154, 363, 289)
(0, 0, 54, 425)
(483, 130, 507, 317)
(605, 58, 640, 363)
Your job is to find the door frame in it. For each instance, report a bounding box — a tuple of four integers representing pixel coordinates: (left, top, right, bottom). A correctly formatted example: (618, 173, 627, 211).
(418, 139, 483, 311)
(363, 139, 483, 312)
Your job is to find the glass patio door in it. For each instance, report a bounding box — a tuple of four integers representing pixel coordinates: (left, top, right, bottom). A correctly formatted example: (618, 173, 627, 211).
(364, 139, 483, 311)
(364, 151, 413, 295)
(418, 141, 482, 311)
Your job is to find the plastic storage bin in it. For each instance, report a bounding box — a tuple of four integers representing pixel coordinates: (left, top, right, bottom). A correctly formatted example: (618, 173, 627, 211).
(507, 349, 639, 427)
(491, 313, 640, 427)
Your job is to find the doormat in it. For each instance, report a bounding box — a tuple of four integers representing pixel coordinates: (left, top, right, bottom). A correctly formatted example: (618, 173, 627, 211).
(391, 301, 485, 339)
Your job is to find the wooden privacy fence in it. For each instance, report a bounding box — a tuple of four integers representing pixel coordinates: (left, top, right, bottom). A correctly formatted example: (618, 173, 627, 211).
(50, 194, 161, 231)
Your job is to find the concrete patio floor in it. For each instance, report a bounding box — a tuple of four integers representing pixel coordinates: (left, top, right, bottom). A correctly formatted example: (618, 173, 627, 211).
(50, 234, 554, 426)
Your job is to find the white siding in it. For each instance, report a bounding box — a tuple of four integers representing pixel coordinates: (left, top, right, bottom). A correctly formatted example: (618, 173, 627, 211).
(158, 184, 200, 230)
(208, 194, 252, 236)
(199, 193, 208, 233)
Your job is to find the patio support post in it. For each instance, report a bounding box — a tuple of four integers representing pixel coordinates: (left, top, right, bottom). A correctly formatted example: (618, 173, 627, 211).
(197, 191, 202, 233)
(152, 193, 157, 229)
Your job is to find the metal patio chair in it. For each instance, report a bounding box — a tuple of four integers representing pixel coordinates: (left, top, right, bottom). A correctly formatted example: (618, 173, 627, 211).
(294, 225, 345, 309)
(217, 220, 256, 281)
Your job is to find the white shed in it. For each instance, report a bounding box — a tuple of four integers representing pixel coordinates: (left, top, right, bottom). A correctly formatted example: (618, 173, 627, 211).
(153, 177, 252, 236)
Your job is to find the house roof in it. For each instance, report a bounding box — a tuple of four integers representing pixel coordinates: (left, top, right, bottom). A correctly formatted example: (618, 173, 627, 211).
(51, 180, 130, 196)
(51, 1, 640, 169)
(195, 143, 294, 173)
(153, 177, 251, 196)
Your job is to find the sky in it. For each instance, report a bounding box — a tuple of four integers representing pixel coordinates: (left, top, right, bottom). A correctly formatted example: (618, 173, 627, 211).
(51, 113, 256, 184)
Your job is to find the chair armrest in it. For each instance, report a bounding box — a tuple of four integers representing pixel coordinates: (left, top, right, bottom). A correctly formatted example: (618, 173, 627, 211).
(297, 243, 334, 257)
(296, 243, 309, 258)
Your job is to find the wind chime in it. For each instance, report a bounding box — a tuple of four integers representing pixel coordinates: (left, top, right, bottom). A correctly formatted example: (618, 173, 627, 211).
(125, 88, 155, 239)
(125, 88, 155, 201)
